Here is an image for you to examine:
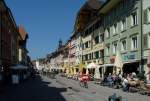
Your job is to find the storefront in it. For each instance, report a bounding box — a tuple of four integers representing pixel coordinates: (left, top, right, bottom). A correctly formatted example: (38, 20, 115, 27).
(123, 61, 140, 74)
(122, 52, 140, 75)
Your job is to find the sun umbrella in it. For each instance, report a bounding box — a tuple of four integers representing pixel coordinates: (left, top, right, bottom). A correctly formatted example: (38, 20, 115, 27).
(94, 67, 100, 79)
(87, 63, 98, 69)
(86, 68, 89, 75)
(114, 50, 123, 74)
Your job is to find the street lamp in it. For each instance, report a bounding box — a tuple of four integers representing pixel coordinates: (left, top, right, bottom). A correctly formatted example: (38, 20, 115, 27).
(140, 0, 144, 73)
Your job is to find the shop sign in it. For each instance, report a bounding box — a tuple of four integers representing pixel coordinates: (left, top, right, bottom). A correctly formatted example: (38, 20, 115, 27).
(123, 52, 136, 61)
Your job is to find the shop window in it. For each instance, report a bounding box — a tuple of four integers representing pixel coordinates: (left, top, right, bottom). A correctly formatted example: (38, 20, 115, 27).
(131, 12, 138, 27)
(131, 36, 138, 50)
(121, 39, 127, 51)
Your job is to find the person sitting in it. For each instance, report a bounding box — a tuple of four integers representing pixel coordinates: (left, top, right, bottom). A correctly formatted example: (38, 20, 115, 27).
(122, 76, 129, 92)
(107, 73, 113, 87)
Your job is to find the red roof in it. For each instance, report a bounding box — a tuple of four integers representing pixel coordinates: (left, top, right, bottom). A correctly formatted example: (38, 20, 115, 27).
(18, 25, 28, 40)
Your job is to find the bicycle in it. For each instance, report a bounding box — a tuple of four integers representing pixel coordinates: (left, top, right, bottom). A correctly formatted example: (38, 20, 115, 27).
(78, 74, 89, 88)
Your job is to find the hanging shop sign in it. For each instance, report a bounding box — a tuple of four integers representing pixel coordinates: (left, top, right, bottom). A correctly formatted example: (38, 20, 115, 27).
(110, 56, 115, 64)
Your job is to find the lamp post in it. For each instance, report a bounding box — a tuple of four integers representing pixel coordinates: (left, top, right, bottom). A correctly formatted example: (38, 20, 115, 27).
(140, 0, 144, 73)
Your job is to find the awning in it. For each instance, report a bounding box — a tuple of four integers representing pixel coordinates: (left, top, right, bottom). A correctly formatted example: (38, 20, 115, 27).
(10, 64, 28, 70)
(100, 64, 114, 67)
(87, 63, 98, 69)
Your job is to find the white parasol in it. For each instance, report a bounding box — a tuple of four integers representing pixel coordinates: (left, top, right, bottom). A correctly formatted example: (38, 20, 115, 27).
(87, 62, 98, 69)
(114, 50, 123, 74)
(94, 67, 100, 79)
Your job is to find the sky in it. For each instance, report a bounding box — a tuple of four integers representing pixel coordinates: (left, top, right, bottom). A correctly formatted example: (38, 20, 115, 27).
(5, 0, 85, 60)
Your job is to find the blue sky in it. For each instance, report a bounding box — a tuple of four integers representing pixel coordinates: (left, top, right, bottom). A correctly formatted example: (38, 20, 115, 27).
(5, 0, 85, 60)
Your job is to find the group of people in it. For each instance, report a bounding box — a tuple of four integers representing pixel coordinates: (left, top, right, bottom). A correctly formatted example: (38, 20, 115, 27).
(102, 72, 139, 92)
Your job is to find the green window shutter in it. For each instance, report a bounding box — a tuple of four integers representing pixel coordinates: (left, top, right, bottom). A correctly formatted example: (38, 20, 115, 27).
(144, 34, 148, 49)
(144, 9, 148, 24)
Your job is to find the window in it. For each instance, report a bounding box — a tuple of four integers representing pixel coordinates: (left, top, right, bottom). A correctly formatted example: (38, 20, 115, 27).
(148, 33, 150, 48)
(131, 36, 138, 50)
(121, 40, 127, 51)
(113, 23, 118, 34)
(94, 51, 99, 59)
(131, 12, 138, 26)
(85, 54, 88, 60)
(88, 41, 91, 48)
(89, 27, 93, 34)
(82, 43, 84, 49)
(91, 52, 93, 59)
(113, 42, 118, 54)
(121, 19, 126, 31)
(94, 36, 99, 44)
(99, 50, 104, 58)
(100, 34, 104, 43)
(105, 28, 110, 38)
(106, 45, 110, 55)
(89, 53, 91, 60)
(85, 42, 88, 48)
(144, 8, 150, 23)
(144, 34, 148, 48)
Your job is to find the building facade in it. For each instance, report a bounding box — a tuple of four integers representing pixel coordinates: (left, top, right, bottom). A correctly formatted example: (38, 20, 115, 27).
(18, 26, 29, 66)
(75, 33, 82, 65)
(0, 0, 20, 83)
(142, 0, 150, 81)
(97, 0, 142, 75)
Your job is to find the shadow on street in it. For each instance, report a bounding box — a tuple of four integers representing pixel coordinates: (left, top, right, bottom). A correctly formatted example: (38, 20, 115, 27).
(0, 75, 67, 101)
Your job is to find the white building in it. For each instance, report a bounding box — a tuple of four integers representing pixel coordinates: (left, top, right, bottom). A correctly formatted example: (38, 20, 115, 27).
(143, 0, 150, 81)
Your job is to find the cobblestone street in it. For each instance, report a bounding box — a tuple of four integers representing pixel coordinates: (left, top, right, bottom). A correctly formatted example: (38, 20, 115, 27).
(1, 75, 150, 101)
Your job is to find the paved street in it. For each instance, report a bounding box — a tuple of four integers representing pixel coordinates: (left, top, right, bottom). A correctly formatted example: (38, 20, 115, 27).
(0, 75, 150, 101)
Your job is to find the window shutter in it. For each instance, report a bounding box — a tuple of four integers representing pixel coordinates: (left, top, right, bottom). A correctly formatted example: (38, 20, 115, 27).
(144, 34, 148, 48)
(130, 15, 133, 27)
(144, 9, 148, 24)
(148, 8, 150, 23)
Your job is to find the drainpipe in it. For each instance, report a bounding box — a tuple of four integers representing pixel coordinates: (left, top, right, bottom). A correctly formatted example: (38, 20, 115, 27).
(0, 12, 2, 67)
(140, 0, 144, 74)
